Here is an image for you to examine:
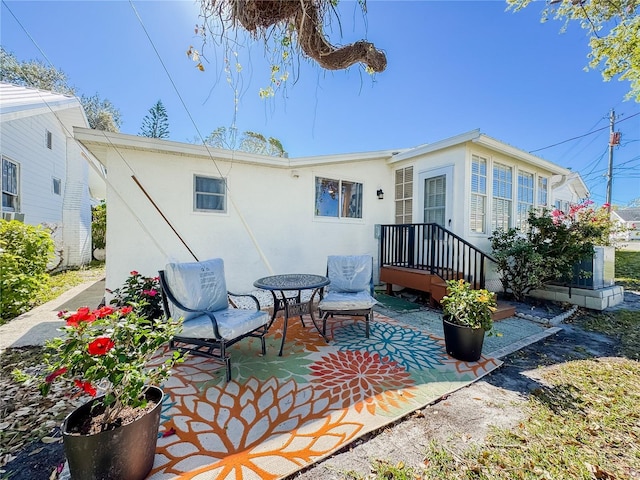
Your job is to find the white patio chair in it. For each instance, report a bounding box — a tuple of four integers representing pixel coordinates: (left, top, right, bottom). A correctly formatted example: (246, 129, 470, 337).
(158, 258, 270, 382)
(318, 255, 378, 338)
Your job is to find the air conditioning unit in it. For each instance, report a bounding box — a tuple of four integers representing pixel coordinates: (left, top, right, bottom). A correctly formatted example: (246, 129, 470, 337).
(2, 212, 25, 222)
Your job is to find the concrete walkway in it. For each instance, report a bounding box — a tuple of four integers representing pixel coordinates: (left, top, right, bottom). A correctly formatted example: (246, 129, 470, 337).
(0, 278, 105, 353)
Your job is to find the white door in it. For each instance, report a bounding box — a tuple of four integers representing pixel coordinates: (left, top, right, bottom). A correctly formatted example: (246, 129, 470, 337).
(418, 167, 454, 270)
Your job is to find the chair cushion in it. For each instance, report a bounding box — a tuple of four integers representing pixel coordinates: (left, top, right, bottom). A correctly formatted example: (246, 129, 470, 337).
(327, 255, 372, 293)
(179, 309, 270, 341)
(164, 258, 228, 321)
(318, 291, 377, 311)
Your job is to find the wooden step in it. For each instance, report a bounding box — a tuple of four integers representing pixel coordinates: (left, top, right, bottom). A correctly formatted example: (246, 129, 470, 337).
(492, 301, 516, 321)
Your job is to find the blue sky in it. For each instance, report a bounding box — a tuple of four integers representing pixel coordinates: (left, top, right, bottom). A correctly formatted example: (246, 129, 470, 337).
(2, 1, 639, 206)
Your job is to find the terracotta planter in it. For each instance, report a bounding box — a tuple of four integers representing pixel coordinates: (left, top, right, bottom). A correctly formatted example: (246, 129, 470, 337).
(442, 317, 485, 362)
(62, 386, 163, 480)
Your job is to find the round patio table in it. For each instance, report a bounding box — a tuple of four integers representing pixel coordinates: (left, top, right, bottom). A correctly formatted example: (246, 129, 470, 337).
(254, 274, 330, 356)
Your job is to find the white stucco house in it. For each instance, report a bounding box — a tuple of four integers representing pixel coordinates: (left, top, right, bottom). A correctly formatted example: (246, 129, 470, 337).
(0, 82, 105, 268)
(74, 127, 588, 296)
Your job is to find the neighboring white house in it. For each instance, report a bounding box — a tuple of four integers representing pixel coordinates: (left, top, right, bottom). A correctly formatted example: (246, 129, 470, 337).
(611, 207, 640, 242)
(0, 82, 105, 268)
(74, 127, 588, 294)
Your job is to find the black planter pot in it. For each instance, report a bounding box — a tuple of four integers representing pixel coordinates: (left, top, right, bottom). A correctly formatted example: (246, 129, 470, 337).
(442, 317, 485, 362)
(62, 386, 163, 480)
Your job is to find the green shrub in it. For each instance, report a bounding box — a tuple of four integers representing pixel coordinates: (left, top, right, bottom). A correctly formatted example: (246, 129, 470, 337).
(92, 201, 106, 251)
(0, 220, 54, 321)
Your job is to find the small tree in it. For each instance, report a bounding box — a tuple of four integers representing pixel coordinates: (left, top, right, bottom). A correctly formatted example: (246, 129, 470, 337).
(139, 100, 170, 139)
(80, 94, 122, 132)
(0, 47, 74, 95)
(200, 126, 287, 157)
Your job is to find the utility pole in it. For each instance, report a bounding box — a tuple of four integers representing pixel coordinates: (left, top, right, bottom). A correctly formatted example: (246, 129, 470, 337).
(605, 108, 618, 212)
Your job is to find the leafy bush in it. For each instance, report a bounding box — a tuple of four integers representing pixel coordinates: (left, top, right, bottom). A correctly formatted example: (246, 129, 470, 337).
(91, 201, 106, 251)
(107, 270, 164, 320)
(0, 220, 54, 321)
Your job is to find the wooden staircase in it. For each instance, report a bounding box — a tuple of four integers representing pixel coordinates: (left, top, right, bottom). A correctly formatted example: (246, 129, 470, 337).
(380, 265, 516, 321)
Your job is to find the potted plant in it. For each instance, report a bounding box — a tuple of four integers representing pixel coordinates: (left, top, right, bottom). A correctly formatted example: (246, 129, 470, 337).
(36, 293, 184, 479)
(440, 279, 497, 362)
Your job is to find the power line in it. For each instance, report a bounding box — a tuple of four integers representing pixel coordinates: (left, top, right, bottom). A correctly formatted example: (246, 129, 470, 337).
(529, 111, 640, 153)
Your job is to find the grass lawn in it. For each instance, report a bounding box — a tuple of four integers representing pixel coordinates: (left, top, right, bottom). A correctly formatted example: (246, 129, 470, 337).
(616, 250, 640, 291)
(40, 261, 105, 305)
(0, 262, 105, 326)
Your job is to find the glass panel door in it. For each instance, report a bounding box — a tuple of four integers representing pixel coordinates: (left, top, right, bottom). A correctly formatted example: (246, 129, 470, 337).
(424, 175, 446, 226)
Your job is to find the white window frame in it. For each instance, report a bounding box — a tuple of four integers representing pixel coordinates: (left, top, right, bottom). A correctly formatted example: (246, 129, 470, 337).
(314, 176, 363, 219)
(470, 155, 487, 233)
(2, 156, 19, 212)
(193, 174, 226, 213)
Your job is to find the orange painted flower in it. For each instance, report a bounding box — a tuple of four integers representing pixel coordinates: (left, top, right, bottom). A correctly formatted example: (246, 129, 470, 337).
(88, 337, 115, 355)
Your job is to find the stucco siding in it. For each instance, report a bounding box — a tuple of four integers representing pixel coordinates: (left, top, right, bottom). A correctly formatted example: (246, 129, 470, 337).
(102, 147, 393, 293)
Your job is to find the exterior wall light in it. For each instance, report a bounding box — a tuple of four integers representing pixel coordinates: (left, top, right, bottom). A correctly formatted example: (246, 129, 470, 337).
(376, 189, 384, 200)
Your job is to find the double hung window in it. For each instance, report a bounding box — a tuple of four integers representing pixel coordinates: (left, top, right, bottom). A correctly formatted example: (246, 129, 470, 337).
(2, 157, 19, 212)
(194, 175, 226, 212)
(516, 171, 534, 229)
(470, 155, 487, 233)
(538, 177, 548, 207)
(491, 163, 512, 231)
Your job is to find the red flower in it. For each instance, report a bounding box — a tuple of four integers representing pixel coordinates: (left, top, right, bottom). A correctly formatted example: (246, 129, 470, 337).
(45, 367, 67, 383)
(120, 306, 133, 315)
(143, 289, 158, 297)
(130, 270, 139, 276)
(88, 337, 115, 356)
(74, 379, 97, 396)
(66, 307, 96, 327)
(94, 306, 115, 318)
(57, 310, 68, 319)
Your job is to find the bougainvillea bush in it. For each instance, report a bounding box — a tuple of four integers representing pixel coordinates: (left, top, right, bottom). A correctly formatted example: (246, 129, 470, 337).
(491, 201, 620, 301)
